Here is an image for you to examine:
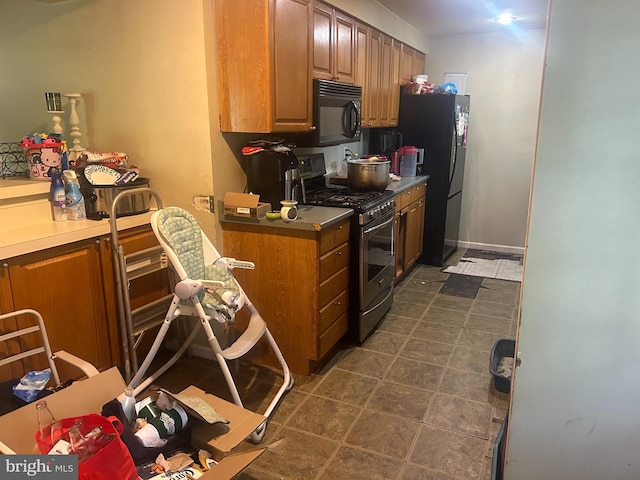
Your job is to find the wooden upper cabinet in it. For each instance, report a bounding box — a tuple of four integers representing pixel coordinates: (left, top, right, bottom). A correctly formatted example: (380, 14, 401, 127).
(216, 0, 313, 133)
(412, 49, 426, 77)
(364, 28, 382, 128)
(312, 1, 355, 84)
(388, 38, 402, 127)
(354, 22, 368, 119)
(379, 33, 393, 127)
(400, 44, 415, 85)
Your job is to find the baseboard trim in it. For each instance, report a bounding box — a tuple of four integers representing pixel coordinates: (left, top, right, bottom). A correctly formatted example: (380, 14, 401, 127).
(458, 241, 525, 256)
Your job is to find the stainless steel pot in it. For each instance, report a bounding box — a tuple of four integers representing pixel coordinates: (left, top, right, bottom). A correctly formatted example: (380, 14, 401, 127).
(80, 177, 151, 218)
(347, 158, 390, 191)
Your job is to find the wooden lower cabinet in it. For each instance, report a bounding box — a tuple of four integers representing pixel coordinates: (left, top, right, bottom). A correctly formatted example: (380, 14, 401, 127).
(222, 219, 350, 375)
(1, 239, 111, 381)
(394, 182, 427, 281)
(0, 224, 166, 382)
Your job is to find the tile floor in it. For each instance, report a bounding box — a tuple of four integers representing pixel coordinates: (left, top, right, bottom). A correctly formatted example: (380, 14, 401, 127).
(148, 249, 520, 480)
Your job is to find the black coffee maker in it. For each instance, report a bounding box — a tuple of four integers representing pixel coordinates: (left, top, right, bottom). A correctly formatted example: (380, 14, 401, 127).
(241, 141, 300, 210)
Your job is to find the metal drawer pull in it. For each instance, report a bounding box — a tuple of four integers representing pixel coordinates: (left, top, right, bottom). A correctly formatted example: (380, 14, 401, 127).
(335, 301, 341, 306)
(336, 251, 343, 256)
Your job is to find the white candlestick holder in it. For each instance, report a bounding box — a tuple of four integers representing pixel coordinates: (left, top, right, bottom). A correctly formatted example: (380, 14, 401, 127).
(63, 93, 86, 161)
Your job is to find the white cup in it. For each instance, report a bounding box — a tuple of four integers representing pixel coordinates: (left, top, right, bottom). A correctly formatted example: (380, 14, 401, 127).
(280, 200, 298, 222)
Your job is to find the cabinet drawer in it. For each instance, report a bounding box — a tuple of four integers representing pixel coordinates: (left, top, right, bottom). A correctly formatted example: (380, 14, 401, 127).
(410, 183, 426, 203)
(318, 312, 348, 358)
(318, 242, 349, 283)
(319, 220, 350, 255)
(395, 188, 412, 211)
(318, 289, 348, 334)
(319, 266, 348, 307)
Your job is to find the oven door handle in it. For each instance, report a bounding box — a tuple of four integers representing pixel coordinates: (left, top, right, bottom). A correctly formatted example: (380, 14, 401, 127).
(363, 214, 394, 235)
(362, 284, 394, 316)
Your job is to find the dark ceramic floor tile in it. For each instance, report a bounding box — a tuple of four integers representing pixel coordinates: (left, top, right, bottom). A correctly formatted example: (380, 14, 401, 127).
(448, 346, 491, 374)
(399, 337, 454, 366)
(425, 394, 493, 438)
(346, 409, 421, 459)
(470, 301, 515, 319)
(412, 322, 462, 345)
(313, 368, 379, 405)
(401, 464, 468, 480)
(411, 267, 450, 282)
(480, 278, 520, 293)
(439, 274, 484, 299)
(423, 307, 468, 327)
(510, 320, 518, 336)
(377, 314, 420, 336)
(362, 329, 408, 355)
(409, 424, 486, 479)
(465, 314, 512, 335)
(457, 329, 504, 352)
(389, 300, 430, 319)
(319, 445, 404, 480)
(368, 380, 434, 421)
(401, 278, 444, 293)
(336, 348, 395, 378)
(476, 287, 518, 305)
(385, 357, 444, 391)
(234, 466, 285, 480)
(241, 380, 306, 424)
(431, 294, 474, 312)
(285, 395, 360, 440)
(251, 426, 338, 479)
(439, 369, 493, 404)
(395, 289, 437, 305)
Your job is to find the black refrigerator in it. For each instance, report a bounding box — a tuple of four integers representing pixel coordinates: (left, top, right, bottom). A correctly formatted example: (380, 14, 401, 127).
(398, 93, 470, 266)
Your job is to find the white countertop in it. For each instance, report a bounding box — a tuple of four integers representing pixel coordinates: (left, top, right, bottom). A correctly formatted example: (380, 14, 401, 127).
(0, 211, 154, 260)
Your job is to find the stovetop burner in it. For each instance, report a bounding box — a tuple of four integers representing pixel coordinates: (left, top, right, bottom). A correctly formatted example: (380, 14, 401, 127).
(304, 187, 393, 210)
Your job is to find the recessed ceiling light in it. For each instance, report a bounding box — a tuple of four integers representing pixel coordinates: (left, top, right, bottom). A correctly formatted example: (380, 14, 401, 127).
(494, 13, 517, 25)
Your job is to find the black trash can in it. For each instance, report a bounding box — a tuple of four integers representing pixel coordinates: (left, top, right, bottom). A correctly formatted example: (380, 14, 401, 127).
(489, 338, 515, 393)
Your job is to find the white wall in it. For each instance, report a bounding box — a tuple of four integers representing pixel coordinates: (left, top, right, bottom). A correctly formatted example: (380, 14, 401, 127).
(0, 0, 245, 246)
(506, 1, 640, 478)
(426, 30, 545, 252)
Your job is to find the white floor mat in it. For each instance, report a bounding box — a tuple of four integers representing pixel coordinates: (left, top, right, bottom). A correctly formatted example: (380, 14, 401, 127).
(443, 257, 523, 282)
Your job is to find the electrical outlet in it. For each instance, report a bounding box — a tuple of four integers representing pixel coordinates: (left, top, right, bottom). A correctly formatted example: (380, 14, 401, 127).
(193, 195, 214, 213)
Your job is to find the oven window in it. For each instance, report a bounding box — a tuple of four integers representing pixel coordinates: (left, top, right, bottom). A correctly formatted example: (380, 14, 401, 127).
(363, 214, 394, 283)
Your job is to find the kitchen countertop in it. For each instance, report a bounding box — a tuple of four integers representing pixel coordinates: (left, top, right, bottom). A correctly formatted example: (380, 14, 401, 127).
(0, 211, 154, 260)
(219, 202, 353, 231)
(386, 175, 429, 194)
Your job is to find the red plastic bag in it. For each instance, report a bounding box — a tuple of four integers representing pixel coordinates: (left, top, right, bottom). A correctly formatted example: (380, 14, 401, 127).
(35, 414, 138, 480)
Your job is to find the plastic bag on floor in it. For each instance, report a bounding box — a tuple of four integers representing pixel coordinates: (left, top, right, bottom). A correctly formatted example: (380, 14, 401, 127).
(12, 368, 51, 402)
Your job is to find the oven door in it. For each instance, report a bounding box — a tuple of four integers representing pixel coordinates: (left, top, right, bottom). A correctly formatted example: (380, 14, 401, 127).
(359, 211, 395, 309)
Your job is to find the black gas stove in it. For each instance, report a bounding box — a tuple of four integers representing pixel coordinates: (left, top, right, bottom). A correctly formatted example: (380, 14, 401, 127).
(298, 154, 395, 226)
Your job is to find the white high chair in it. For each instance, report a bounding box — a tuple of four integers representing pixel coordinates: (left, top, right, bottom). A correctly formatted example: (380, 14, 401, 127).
(127, 207, 292, 443)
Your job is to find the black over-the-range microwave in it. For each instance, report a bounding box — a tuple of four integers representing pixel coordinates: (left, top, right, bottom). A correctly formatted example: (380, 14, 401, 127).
(310, 78, 362, 146)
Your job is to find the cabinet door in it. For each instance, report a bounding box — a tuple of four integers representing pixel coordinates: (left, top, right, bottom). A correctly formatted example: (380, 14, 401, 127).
(388, 38, 402, 127)
(334, 11, 355, 84)
(7, 240, 112, 376)
(312, 1, 333, 80)
(354, 22, 368, 118)
(404, 202, 420, 270)
(379, 33, 393, 127)
(394, 210, 403, 279)
(400, 44, 414, 84)
(412, 50, 425, 77)
(272, 0, 313, 131)
(0, 264, 22, 382)
(365, 28, 382, 128)
(414, 197, 426, 262)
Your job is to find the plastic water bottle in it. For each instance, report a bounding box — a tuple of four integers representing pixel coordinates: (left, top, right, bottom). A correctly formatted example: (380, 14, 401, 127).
(49, 171, 67, 221)
(119, 387, 136, 425)
(63, 170, 86, 220)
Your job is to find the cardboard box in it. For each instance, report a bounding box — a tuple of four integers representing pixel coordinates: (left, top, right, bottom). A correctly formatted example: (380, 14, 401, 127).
(0, 367, 266, 480)
(223, 192, 270, 218)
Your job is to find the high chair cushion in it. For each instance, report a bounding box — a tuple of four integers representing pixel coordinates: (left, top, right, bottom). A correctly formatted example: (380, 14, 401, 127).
(155, 207, 240, 313)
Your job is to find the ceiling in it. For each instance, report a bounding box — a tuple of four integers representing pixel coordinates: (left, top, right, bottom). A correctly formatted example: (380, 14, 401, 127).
(376, 0, 549, 36)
